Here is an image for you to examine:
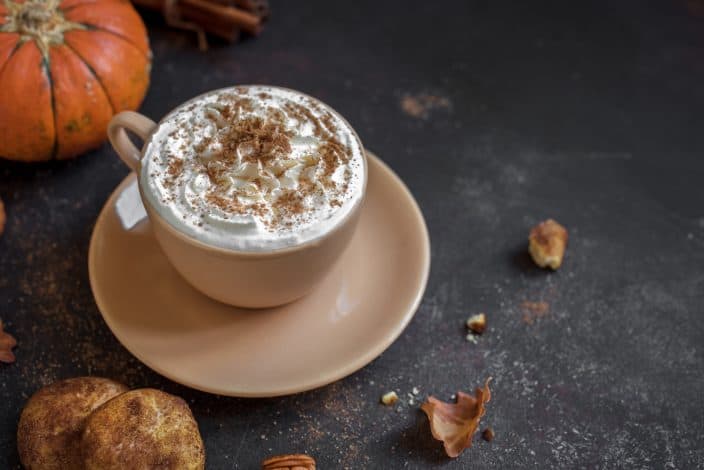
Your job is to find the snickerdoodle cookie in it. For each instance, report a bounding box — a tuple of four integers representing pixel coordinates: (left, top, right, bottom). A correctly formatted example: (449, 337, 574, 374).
(17, 377, 129, 469)
(81, 388, 205, 469)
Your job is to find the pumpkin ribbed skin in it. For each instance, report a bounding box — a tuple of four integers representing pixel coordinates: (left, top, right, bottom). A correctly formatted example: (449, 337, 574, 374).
(0, 0, 151, 161)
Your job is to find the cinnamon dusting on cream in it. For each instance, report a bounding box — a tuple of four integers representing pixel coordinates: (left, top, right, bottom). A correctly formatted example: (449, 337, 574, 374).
(140, 86, 365, 251)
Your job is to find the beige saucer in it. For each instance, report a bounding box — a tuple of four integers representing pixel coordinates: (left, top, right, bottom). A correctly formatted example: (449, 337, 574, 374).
(88, 151, 430, 397)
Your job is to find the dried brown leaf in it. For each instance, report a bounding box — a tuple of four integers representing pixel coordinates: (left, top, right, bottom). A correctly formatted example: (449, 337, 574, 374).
(0, 320, 17, 363)
(421, 378, 492, 458)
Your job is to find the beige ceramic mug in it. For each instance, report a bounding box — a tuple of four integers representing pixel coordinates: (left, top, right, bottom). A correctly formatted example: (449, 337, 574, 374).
(107, 86, 367, 308)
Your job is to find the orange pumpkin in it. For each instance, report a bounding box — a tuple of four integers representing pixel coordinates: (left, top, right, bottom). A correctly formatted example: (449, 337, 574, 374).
(0, 0, 151, 161)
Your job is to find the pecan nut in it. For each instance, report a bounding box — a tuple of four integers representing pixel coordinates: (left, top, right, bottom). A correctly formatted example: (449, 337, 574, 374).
(261, 454, 315, 470)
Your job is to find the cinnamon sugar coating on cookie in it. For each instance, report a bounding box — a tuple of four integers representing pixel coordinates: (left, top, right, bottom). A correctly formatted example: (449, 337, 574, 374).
(81, 388, 205, 470)
(17, 377, 129, 470)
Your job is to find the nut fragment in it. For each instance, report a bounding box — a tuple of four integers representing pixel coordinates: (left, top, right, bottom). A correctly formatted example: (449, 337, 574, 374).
(528, 219, 568, 269)
(466, 313, 487, 334)
(0, 320, 17, 363)
(381, 391, 398, 406)
(262, 453, 316, 470)
(482, 427, 495, 442)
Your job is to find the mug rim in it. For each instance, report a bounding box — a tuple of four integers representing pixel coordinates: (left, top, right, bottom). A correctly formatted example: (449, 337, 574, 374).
(136, 84, 369, 258)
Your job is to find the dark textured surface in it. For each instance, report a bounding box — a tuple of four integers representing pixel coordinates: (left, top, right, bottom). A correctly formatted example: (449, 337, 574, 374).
(1, 0, 704, 468)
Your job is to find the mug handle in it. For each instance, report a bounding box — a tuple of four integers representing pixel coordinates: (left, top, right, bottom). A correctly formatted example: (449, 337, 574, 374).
(107, 111, 158, 171)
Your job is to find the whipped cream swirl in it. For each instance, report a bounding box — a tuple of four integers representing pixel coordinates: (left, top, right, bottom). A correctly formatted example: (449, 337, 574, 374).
(140, 86, 366, 251)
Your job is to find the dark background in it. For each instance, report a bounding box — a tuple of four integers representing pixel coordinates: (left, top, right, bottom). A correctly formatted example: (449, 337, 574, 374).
(2, 0, 704, 468)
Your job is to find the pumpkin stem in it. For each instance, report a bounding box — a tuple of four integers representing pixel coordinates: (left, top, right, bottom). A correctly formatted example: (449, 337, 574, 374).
(0, 0, 85, 58)
(19, 6, 53, 28)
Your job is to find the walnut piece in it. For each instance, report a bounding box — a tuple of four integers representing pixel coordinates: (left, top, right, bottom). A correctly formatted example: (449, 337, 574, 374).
(466, 313, 487, 334)
(380, 391, 398, 406)
(261, 454, 315, 470)
(529, 219, 568, 270)
(421, 378, 492, 458)
(0, 320, 17, 363)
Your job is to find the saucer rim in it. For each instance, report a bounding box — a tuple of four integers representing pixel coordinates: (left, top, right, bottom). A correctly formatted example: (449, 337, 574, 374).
(88, 151, 431, 397)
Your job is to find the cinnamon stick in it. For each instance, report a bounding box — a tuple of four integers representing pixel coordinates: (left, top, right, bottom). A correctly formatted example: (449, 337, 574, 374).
(233, 0, 269, 19)
(182, 0, 261, 35)
(132, 0, 262, 37)
(180, 6, 240, 41)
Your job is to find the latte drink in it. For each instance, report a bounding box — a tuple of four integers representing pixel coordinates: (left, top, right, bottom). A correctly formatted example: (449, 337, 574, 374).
(140, 86, 366, 252)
